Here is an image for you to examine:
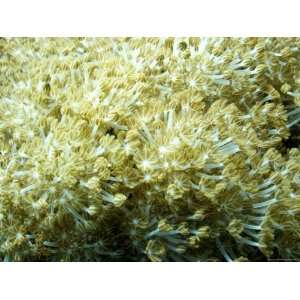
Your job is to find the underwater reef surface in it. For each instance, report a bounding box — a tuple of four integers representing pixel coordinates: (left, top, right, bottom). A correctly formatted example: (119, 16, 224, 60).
(0, 37, 300, 261)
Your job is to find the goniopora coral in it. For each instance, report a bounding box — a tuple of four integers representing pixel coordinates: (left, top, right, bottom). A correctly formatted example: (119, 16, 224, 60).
(0, 37, 299, 261)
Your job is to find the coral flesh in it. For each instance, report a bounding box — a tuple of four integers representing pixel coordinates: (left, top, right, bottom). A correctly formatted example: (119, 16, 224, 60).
(0, 37, 300, 261)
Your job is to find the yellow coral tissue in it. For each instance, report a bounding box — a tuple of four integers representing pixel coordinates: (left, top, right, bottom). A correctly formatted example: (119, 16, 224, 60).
(0, 37, 300, 261)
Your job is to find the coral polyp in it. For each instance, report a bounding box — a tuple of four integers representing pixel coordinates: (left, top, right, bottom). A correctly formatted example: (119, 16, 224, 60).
(0, 37, 299, 261)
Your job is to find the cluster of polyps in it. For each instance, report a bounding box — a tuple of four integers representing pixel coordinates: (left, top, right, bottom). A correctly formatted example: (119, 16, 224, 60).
(0, 37, 299, 261)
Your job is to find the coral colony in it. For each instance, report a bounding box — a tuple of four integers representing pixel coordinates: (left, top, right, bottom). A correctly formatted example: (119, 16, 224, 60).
(0, 37, 300, 262)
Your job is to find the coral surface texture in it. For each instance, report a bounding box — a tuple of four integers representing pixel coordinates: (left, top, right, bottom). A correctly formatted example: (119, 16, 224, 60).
(0, 37, 300, 261)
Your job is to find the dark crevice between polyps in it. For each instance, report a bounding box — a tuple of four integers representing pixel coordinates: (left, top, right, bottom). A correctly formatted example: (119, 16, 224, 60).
(283, 125, 300, 149)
